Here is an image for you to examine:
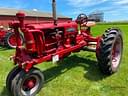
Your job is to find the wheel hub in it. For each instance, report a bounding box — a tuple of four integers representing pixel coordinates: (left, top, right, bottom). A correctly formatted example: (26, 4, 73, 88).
(112, 37, 122, 69)
(8, 34, 17, 46)
(23, 78, 36, 90)
(27, 80, 35, 89)
(21, 75, 40, 95)
(7, 33, 23, 48)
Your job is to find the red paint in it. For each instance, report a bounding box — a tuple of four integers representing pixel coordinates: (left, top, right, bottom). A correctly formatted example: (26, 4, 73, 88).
(0, 16, 71, 26)
(23, 78, 36, 89)
(10, 12, 101, 72)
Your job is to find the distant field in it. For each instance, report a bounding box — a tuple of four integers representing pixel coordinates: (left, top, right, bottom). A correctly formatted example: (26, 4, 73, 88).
(0, 24, 128, 96)
(97, 22, 128, 25)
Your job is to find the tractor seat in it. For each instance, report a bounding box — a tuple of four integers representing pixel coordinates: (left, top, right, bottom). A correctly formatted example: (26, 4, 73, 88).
(82, 21, 96, 27)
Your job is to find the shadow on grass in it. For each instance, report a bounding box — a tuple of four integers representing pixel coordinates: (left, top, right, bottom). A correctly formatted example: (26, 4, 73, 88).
(0, 87, 10, 96)
(43, 54, 107, 83)
(0, 54, 108, 96)
(0, 46, 8, 51)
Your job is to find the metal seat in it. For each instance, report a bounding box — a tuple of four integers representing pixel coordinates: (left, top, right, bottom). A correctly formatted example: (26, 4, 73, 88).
(82, 21, 96, 27)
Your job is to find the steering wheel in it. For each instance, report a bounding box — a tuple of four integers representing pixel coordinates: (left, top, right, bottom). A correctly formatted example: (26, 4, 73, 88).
(76, 13, 88, 25)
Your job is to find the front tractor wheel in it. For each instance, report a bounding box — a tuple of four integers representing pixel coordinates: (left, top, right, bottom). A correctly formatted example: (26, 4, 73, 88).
(4, 32, 24, 48)
(6, 66, 22, 92)
(96, 28, 123, 75)
(11, 68, 44, 96)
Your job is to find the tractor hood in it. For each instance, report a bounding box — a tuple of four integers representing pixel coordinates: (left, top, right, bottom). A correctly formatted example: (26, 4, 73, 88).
(25, 21, 77, 30)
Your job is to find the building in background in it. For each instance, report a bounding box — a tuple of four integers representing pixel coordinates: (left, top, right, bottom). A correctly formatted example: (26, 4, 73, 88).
(0, 8, 72, 26)
(88, 11, 104, 22)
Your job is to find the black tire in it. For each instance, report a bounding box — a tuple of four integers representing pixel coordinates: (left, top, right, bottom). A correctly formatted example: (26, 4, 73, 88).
(3, 32, 24, 49)
(11, 67, 44, 96)
(96, 28, 123, 75)
(6, 66, 22, 92)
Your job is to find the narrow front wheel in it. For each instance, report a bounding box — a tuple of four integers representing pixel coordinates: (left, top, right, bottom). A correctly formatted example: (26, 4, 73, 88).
(11, 68, 44, 96)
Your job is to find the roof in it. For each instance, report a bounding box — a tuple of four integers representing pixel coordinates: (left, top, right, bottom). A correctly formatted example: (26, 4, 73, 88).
(0, 8, 70, 19)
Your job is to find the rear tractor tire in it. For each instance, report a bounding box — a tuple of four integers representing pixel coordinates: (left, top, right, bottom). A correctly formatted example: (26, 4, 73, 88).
(11, 67, 44, 96)
(4, 32, 24, 48)
(96, 28, 123, 75)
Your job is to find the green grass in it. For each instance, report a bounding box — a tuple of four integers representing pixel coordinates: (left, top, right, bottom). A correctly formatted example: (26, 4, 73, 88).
(97, 22, 128, 25)
(0, 24, 128, 96)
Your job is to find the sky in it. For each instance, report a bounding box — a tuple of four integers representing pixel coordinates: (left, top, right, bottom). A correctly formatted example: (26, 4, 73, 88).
(0, 0, 128, 21)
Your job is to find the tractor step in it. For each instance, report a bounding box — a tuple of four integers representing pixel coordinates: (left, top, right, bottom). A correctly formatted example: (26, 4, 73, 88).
(83, 46, 96, 52)
(88, 42, 97, 45)
(82, 42, 97, 52)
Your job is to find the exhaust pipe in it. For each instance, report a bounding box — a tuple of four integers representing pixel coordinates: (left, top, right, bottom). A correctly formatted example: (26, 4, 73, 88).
(52, 0, 57, 25)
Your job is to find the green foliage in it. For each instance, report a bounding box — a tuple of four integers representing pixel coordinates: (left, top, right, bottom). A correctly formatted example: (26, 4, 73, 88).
(0, 24, 128, 96)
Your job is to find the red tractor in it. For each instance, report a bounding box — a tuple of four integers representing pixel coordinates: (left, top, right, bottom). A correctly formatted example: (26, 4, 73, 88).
(0, 26, 24, 48)
(6, 0, 123, 96)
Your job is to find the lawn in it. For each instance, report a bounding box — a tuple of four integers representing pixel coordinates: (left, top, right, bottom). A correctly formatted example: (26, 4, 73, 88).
(0, 24, 128, 96)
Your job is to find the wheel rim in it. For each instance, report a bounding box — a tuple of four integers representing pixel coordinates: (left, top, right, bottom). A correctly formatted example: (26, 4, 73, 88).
(8, 33, 23, 48)
(21, 75, 40, 95)
(112, 36, 122, 69)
